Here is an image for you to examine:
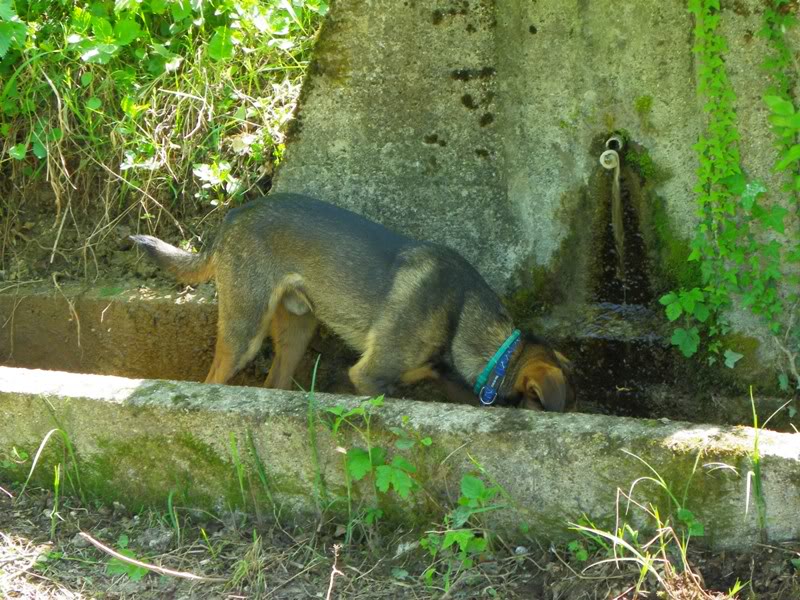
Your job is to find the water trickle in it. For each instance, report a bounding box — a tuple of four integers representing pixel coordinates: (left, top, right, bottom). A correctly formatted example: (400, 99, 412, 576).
(592, 135, 653, 305)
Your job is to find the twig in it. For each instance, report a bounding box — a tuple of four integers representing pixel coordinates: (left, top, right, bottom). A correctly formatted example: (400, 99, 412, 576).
(325, 544, 344, 600)
(78, 532, 226, 582)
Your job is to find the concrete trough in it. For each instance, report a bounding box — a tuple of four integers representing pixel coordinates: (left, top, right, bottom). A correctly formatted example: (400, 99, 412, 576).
(2, 366, 800, 551)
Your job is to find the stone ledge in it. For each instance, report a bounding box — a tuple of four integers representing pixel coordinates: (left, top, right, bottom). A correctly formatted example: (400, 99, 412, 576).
(2, 367, 799, 550)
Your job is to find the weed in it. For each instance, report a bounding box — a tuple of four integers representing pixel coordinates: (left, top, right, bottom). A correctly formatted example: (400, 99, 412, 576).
(19, 427, 84, 504)
(570, 451, 719, 598)
(229, 530, 267, 596)
(325, 395, 424, 543)
(0, 0, 326, 275)
(420, 472, 504, 593)
(229, 432, 247, 509)
(167, 489, 181, 547)
(49, 464, 61, 539)
(105, 534, 149, 581)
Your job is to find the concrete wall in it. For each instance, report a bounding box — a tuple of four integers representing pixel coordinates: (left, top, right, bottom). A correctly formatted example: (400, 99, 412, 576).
(3, 366, 800, 551)
(274, 0, 703, 293)
(273, 0, 799, 376)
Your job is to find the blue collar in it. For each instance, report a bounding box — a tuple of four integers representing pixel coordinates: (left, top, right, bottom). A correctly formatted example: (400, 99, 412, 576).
(474, 329, 521, 406)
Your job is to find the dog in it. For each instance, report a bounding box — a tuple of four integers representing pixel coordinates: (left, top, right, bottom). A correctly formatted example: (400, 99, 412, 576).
(131, 193, 575, 411)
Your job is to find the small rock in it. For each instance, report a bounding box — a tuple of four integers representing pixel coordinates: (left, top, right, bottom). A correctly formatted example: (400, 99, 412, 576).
(72, 533, 90, 548)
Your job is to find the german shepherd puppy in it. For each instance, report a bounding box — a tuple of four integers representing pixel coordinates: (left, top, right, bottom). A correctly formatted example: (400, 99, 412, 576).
(131, 193, 575, 411)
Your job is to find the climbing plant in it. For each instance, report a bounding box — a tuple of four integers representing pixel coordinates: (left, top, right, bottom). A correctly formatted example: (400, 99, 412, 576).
(661, 0, 799, 389)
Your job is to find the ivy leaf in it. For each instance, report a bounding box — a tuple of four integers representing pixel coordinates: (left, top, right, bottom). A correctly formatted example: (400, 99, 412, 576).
(758, 205, 788, 234)
(740, 180, 766, 211)
(776, 144, 800, 171)
(764, 95, 795, 116)
(721, 172, 746, 195)
(723, 349, 744, 369)
(346, 448, 371, 481)
(671, 327, 700, 358)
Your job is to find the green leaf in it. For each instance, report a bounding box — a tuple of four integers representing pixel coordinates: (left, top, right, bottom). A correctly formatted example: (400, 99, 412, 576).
(150, 0, 167, 13)
(80, 72, 94, 86)
(420, 437, 433, 446)
(671, 327, 700, 358)
(666, 302, 683, 322)
(32, 136, 47, 159)
(721, 172, 746, 195)
(92, 16, 114, 40)
(776, 144, 800, 171)
(369, 447, 386, 467)
(391, 455, 416, 473)
(740, 180, 766, 211)
(460, 475, 485, 500)
(207, 27, 234, 61)
(659, 292, 678, 306)
(764, 95, 795, 116)
(693, 303, 710, 323)
(791, 558, 800, 571)
(345, 448, 371, 481)
(9, 143, 27, 160)
(86, 97, 102, 110)
(758, 205, 788, 234)
(391, 567, 409, 580)
(375, 465, 413, 498)
(394, 438, 415, 450)
(778, 373, 789, 392)
(0, 0, 16, 20)
(688, 521, 705, 536)
(114, 18, 141, 45)
(723, 349, 743, 369)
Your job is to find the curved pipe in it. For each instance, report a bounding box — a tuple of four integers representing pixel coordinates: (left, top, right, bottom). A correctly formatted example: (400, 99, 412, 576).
(605, 134, 625, 152)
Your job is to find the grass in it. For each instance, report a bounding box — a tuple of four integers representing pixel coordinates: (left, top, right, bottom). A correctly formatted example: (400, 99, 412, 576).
(0, 0, 326, 280)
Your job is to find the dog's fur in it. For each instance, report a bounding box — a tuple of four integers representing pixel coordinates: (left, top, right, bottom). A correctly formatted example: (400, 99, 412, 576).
(131, 193, 575, 411)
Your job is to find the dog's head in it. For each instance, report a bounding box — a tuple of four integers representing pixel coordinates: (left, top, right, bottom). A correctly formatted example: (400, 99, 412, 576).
(507, 343, 576, 412)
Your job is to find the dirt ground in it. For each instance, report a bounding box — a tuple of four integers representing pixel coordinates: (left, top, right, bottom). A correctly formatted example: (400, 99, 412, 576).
(1, 482, 799, 600)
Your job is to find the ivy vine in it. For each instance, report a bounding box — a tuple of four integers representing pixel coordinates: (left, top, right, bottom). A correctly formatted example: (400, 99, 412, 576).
(661, 0, 799, 390)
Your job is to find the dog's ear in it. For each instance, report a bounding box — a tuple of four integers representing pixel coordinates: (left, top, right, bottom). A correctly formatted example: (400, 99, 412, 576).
(514, 358, 567, 412)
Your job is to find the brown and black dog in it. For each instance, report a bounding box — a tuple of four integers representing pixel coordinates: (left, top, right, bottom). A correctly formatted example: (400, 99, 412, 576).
(131, 193, 575, 411)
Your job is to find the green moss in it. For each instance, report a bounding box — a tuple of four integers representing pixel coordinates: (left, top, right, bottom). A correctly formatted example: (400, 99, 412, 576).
(503, 265, 555, 323)
(634, 95, 653, 116)
(86, 433, 240, 511)
(642, 192, 701, 291)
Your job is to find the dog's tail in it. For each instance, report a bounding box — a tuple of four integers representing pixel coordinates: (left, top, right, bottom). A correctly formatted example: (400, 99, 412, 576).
(130, 235, 215, 284)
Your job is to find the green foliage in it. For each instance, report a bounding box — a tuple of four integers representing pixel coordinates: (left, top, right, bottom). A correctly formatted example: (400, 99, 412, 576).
(105, 534, 149, 581)
(420, 472, 503, 592)
(325, 396, 427, 539)
(659, 1, 799, 386)
(1, 0, 326, 228)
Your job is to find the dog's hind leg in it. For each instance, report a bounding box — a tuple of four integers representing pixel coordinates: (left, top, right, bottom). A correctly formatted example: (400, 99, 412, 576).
(264, 301, 318, 390)
(204, 282, 275, 385)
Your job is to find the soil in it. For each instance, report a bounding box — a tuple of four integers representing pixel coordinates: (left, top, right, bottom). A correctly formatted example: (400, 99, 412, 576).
(1, 483, 798, 600)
